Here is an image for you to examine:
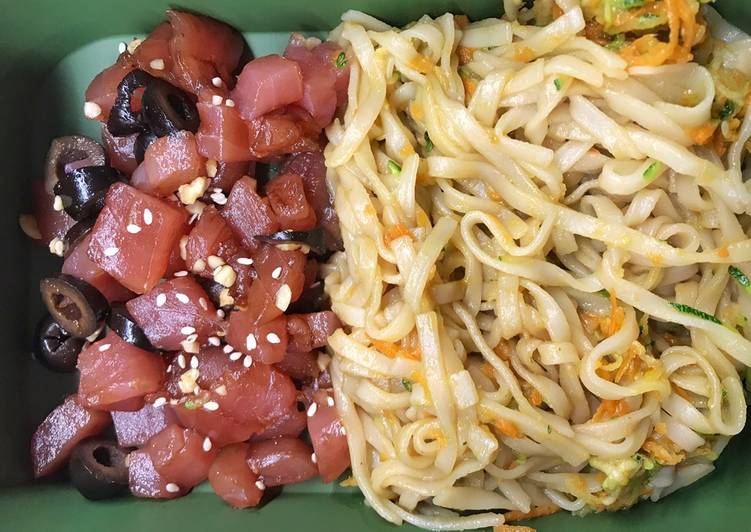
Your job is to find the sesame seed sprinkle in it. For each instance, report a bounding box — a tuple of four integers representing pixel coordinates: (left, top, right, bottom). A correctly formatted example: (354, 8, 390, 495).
(174, 270, 188, 277)
(246, 333, 257, 351)
(84, 101, 102, 119)
(211, 192, 227, 206)
(311, 453, 317, 464)
(181, 326, 196, 335)
(190, 356, 199, 369)
(237, 257, 253, 266)
(203, 437, 213, 452)
(266, 332, 281, 344)
(156, 293, 167, 307)
(215, 384, 227, 396)
(327, 396, 335, 407)
(211, 77, 223, 88)
(223, 345, 234, 354)
(98, 344, 111, 352)
(243, 355, 253, 368)
(199, 297, 209, 311)
(126, 224, 142, 234)
(143, 208, 153, 225)
(150, 58, 165, 70)
(307, 402, 318, 417)
(275, 284, 292, 311)
(217, 309, 226, 319)
(127, 38, 142, 54)
(229, 351, 242, 361)
(104, 247, 119, 257)
(271, 267, 282, 279)
(53, 195, 64, 212)
(255, 480, 266, 491)
(208, 336, 220, 346)
(176, 293, 190, 304)
(177, 354, 186, 369)
(206, 160, 218, 178)
(153, 397, 167, 407)
(186, 333, 198, 343)
(166, 483, 180, 493)
(211, 95, 224, 106)
(225, 99, 235, 108)
(203, 401, 219, 411)
(118, 41, 127, 54)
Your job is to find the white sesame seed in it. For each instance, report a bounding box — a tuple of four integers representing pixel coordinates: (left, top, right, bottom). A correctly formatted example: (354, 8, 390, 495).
(211, 95, 224, 106)
(229, 351, 242, 361)
(327, 396, 335, 407)
(211, 77, 223, 88)
(266, 332, 281, 344)
(199, 297, 209, 311)
(176, 293, 190, 304)
(150, 58, 165, 71)
(181, 340, 200, 354)
(203, 401, 219, 411)
(84, 101, 102, 119)
(186, 333, 198, 343)
(181, 326, 196, 335)
(223, 345, 234, 354)
(202, 437, 213, 452)
(126, 224, 142, 234)
(53, 195, 65, 212)
(153, 397, 167, 408)
(243, 355, 253, 368)
(225, 99, 235, 108)
(166, 365, 173, 373)
(217, 309, 226, 319)
(118, 41, 127, 54)
(275, 284, 292, 312)
(271, 267, 282, 279)
(246, 333, 257, 351)
(166, 483, 180, 493)
(174, 270, 188, 277)
(156, 293, 167, 307)
(98, 344, 111, 352)
(127, 38, 142, 54)
(307, 402, 318, 417)
(311, 453, 317, 464)
(143, 208, 153, 225)
(255, 480, 266, 491)
(104, 247, 119, 257)
(193, 386, 201, 395)
(213, 188, 222, 194)
(177, 354, 186, 369)
(237, 257, 253, 266)
(206, 159, 218, 178)
(190, 356, 199, 369)
(211, 192, 227, 206)
(215, 384, 227, 396)
(208, 336, 220, 346)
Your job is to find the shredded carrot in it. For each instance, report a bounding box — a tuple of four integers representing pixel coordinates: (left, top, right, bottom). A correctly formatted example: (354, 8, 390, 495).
(552, 4, 564, 20)
(672, 384, 690, 400)
(408, 54, 433, 74)
(686, 122, 718, 145)
(529, 389, 544, 407)
(606, 290, 625, 337)
(592, 399, 631, 422)
(713, 127, 729, 157)
(514, 46, 535, 62)
(614, 343, 644, 384)
(454, 14, 470, 29)
(596, 366, 613, 381)
(457, 46, 475, 65)
(642, 436, 685, 465)
(494, 418, 523, 439)
(384, 223, 412, 245)
(717, 245, 729, 258)
(371, 339, 422, 361)
(503, 506, 560, 523)
(462, 77, 477, 104)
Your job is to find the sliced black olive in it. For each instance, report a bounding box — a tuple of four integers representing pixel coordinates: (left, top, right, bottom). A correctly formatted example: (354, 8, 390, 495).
(211, 161, 251, 193)
(107, 69, 155, 136)
(63, 218, 96, 256)
(255, 227, 328, 256)
(40, 274, 109, 338)
(142, 78, 199, 137)
(53, 165, 122, 221)
(69, 438, 129, 500)
(197, 277, 234, 312)
(107, 304, 154, 351)
(252, 160, 284, 196)
(133, 130, 158, 164)
(32, 314, 85, 373)
(44, 135, 105, 193)
(287, 281, 329, 314)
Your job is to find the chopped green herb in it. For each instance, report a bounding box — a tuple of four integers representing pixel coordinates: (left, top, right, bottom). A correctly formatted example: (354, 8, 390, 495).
(514, 453, 528, 465)
(547, 425, 552, 434)
(719, 100, 737, 121)
(643, 161, 663, 180)
(721, 387, 728, 400)
(605, 34, 626, 51)
(670, 302, 722, 325)
(553, 78, 563, 91)
(621, 0, 645, 8)
(744, 368, 751, 394)
(424, 131, 434, 153)
(729, 266, 751, 293)
(598, 289, 611, 297)
(387, 160, 402, 176)
(335, 52, 347, 69)
(183, 400, 197, 410)
(634, 453, 656, 470)
(401, 379, 413, 392)
(458, 66, 480, 79)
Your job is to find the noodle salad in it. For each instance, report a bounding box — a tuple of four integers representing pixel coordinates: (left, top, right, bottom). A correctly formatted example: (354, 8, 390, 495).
(322, 0, 751, 529)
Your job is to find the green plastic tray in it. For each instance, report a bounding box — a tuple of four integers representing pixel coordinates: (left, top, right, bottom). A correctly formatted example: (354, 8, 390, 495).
(2, 1, 749, 530)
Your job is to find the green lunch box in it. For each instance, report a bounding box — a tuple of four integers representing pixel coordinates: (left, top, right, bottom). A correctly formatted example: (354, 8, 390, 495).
(1, 1, 749, 530)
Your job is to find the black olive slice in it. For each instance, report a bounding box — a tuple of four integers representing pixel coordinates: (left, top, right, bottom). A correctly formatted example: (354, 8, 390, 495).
(197, 277, 235, 313)
(44, 135, 106, 193)
(32, 314, 85, 373)
(210, 161, 250, 193)
(107, 69, 155, 136)
(134, 130, 158, 164)
(142, 78, 199, 137)
(69, 438, 129, 500)
(107, 304, 154, 351)
(53, 165, 122, 221)
(287, 281, 329, 314)
(40, 275, 109, 338)
(63, 218, 96, 256)
(255, 227, 328, 256)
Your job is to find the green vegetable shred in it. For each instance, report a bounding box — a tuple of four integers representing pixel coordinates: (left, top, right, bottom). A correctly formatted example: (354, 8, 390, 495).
(670, 302, 722, 325)
(335, 52, 347, 69)
(387, 160, 402, 175)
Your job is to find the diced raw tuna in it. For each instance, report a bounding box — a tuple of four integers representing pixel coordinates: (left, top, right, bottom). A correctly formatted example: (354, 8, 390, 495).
(185, 207, 240, 273)
(32, 180, 75, 245)
(31, 395, 111, 478)
(231, 55, 303, 120)
(172, 405, 262, 446)
(266, 173, 317, 231)
(77, 331, 165, 411)
(195, 102, 250, 162)
(284, 35, 338, 128)
(132, 22, 175, 77)
(314, 41, 351, 107)
(307, 390, 349, 483)
(211, 161, 252, 192)
(227, 313, 288, 364)
(62, 233, 132, 303)
(287, 312, 341, 353)
(221, 177, 278, 249)
(112, 401, 173, 447)
(146, 424, 217, 489)
(84, 57, 135, 122)
(246, 107, 319, 159)
(245, 437, 317, 487)
(88, 182, 188, 293)
(274, 350, 320, 383)
(127, 276, 219, 351)
(128, 449, 183, 499)
(137, 131, 204, 196)
(231, 280, 283, 328)
(209, 443, 264, 508)
(252, 245, 307, 303)
(251, 403, 306, 441)
(101, 125, 139, 176)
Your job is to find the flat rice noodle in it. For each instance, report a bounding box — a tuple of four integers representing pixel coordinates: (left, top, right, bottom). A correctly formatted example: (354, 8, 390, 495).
(84, 56, 135, 122)
(146, 424, 217, 489)
(32, 180, 75, 245)
(62, 233, 133, 303)
(129, 449, 183, 498)
(245, 437, 317, 487)
(101, 125, 139, 175)
(307, 389, 349, 483)
(112, 400, 173, 447)
(221, 176, 279, 250)
(77, 331, 165, 411)
(185, 206, 241, 273)
(266, 173, 317, 231)
(31, 395, 111, 478)
(275, 350, 320, 383)
(227, 313, 288, 364)
(209, 443, 263, 508)
(138, 131, 205, 196)
(195, 102, 251, 162)
(232, 55, 303, 121)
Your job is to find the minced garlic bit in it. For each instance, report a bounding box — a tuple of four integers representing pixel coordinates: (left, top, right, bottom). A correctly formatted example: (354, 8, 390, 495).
(178, 368, 200, 394)
(192, 258, 206, 273)
(177, 177, 209, 205)
(126, 38, 143, 54)
(149, 58, 165, 70)
(207, 255, 225, 269)
(52, 195, 65, 212)
(206, 159, 218, 178)
(49, 237, 67, 257)
(214, 265, 237, 288)
(181, 339, 200, 354)
(211, 95, 224, 106)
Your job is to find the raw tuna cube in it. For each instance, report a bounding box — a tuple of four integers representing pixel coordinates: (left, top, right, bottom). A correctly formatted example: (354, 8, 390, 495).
(101, 125, 138, 176)
(284, 35, 338, 128)
(135, 131, 205, 196)
(185, 206, 240, 273)
(227, 313, 288, 364)
(252, 245, 306, 302)
(126, 276, 219, 351)
(209, 444, 264, 508)
(84, 57, 135, 122)
(146, 425, 217, 489)
(128, 449, 183, 499)
(195, 102, 250, 162)
(231, 55, 303, 120)
(78, 331, 165, 411)
(251, 403, 306, 442)
(172, 404, 262, 446)
(62, 233, 132, 303)
(266, 173, 317, 231)
(274, 350, 319, 383)
(307, 390, 349, 483)
(221, 177, 278, 249)
(88, 182, 188, 293)
(245, 437, 317, 487)
(112, 401, 173, 447)
(31, 395, 111, 478)
(246, 108, 319, 159)
(132, 21, 175, 77)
